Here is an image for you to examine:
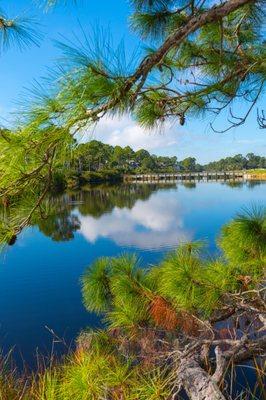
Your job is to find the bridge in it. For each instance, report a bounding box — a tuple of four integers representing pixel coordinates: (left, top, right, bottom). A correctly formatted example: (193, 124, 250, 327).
(123, 171, 245, 182)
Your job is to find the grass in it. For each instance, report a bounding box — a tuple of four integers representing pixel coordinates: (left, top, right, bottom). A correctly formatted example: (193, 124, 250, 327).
(245, 169, 266, 175)
(0, 345, 265, 400)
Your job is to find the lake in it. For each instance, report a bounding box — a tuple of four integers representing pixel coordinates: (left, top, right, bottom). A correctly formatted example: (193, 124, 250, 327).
(0, 180, 265, 369)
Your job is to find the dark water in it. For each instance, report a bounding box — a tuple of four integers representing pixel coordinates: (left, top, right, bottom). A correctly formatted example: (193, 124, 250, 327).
(0, 181, 265, 369)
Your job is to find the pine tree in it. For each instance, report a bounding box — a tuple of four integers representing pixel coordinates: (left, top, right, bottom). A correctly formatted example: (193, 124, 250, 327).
(13, 0, 265, 132)
(1, 210, 264, 399)
(0, 0, 265, 239)
(0, 6, 41, 53)
(79, 208, 266, 400)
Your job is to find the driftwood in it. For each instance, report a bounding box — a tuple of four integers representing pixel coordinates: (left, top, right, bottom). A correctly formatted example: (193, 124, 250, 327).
(173, 335, 266, 400)
(170, 288, 266, 399)
(177, 355, 226, 400)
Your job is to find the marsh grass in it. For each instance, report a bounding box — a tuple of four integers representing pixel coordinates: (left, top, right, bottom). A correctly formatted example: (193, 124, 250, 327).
(0, 345, 265, 400)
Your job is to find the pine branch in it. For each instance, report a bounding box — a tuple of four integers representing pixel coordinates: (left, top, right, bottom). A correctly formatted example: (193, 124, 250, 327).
(0, 10, 41, 52)
(69, 0, 258, 126)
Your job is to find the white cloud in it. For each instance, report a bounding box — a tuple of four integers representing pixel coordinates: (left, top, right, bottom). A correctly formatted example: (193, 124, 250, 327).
(77, 113, 266, 163)
(80, 114, 184, 152)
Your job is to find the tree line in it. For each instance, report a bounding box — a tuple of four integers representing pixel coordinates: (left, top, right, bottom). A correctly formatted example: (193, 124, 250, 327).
(68, 140, 266, 177)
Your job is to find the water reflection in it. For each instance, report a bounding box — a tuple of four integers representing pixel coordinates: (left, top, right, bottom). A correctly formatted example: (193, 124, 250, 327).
(30, 181, 266, 251)
(77, 189, 192, 250)
(182, 182, 196, 189)
(0, 181, 265, 368)
(223, 180, 264, 189)
(35, 183, 191, 250)
(38, 213, 81, 242)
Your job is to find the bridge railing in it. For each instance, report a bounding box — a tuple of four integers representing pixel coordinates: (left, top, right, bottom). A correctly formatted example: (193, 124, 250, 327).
(123, 171, 244, 182)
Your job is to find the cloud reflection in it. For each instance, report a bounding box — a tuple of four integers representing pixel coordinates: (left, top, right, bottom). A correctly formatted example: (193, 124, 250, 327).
(76, 192, 193, 250)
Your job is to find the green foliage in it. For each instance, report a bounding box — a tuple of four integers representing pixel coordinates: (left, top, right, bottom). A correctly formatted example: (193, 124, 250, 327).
(181, 157, 197, 172)
(0, 126, 73, 196)
(0, 10, 41, 53)
(80, 170, 122, 184)
(153, 241, 239, 316)
(81, 207, 265, 324)
(107, 256, 151, 328)
(30, 369, 60, 400)
(130, 368, 172, 400)
(77, 329, 115, 355)
(61, 348, 133, 400)
(82, 254, 152, 328)
(156, 243, 207, 311)
(82, 257, 113, 313)
(130, 10, 172, 40)
(219, 206, 266, 263)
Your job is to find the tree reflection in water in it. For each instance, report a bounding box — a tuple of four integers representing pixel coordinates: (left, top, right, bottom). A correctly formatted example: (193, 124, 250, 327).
(21, 183, 177, 245)
(2, 181, 265, 249)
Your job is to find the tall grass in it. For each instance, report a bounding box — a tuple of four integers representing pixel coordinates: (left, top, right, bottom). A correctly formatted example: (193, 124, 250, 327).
(0, 347, 265, 400)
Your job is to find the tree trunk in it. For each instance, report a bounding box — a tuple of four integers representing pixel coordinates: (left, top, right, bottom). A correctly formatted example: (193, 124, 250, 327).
(177, 356, 226, 400)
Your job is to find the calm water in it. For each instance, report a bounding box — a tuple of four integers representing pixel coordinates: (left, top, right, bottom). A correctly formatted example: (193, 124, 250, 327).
(0, 181, 265, 368)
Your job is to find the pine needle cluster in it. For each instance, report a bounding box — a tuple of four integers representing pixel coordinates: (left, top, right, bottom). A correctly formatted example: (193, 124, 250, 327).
(82, 207, 265, 329)
(0, 7, 41, 53)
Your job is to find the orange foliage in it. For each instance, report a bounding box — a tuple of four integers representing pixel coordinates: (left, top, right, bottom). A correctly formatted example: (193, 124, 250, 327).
(149, 296, 202, 336)
(149, 296, 179, 330)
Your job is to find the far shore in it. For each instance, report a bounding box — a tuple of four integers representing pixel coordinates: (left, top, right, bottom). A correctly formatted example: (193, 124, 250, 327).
(244, 170, 266, 180)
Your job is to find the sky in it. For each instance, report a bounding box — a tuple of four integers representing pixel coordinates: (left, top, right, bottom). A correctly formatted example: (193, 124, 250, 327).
(0, 0, 265, 163)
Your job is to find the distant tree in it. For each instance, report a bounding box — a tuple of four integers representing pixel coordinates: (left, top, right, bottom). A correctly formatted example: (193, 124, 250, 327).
(134, 149, 151, 163)
(138, 155, 156, 172)
(123, 145, 135, 161)
(246, 152, 266, 169)
(110, 146, 127, 170)
(204, 153, 266, 171)
(75, 140, 111, 171)
(154, 155, 178, 172)
(182, 157, 196, 171)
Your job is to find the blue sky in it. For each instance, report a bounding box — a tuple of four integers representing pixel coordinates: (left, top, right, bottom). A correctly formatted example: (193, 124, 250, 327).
(0, 0, 265, 163)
